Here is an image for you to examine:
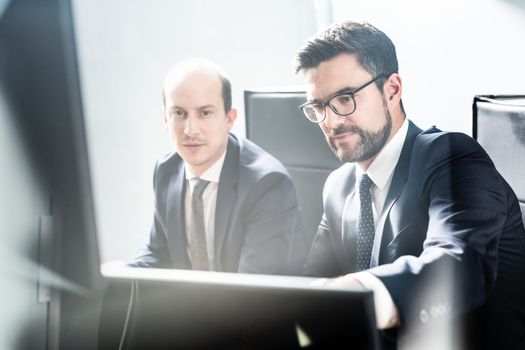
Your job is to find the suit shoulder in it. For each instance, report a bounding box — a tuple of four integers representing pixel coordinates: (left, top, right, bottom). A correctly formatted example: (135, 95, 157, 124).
(155, 150, 182, 170)
(416, 126, 477, 149)
(153, 150, 183, 183)
(237, 136, 290, 178)
(413, 126, 493, 171)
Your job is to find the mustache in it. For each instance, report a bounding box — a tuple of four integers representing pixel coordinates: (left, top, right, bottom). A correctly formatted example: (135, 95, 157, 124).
(330, 125, 364, 137)
(182, 136, 206, 144)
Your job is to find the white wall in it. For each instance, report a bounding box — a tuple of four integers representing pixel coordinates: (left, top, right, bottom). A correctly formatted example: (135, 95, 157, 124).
(332, 0, 525, 133)
(72, 0, 316, 262)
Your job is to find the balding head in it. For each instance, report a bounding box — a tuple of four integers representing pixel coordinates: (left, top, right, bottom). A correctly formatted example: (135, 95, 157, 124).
(162, 58, 232, 113)
(161, 58, 237, 177)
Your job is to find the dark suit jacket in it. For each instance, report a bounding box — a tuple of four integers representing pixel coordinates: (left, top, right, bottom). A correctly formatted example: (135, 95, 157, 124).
(129, 133, 306, 275)
(304, 120, 525, 349)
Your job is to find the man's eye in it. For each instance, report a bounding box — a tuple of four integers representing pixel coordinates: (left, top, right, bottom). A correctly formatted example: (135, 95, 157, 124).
(201, 110, 213, 117)
(336, 94, 352, 105)
(312, 104, 324, 113)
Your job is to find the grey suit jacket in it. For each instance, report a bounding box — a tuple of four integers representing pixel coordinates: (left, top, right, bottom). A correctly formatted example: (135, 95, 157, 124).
(304, 120, 525, 348)
(130, 133, 306, 275)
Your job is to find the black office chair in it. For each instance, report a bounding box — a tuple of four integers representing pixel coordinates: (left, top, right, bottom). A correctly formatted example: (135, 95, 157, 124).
(473, 95, 525, 223)
(244, 88, 341, 249)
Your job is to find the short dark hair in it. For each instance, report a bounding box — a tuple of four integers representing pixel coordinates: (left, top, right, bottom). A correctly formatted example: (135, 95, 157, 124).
(162, 59, 232, 113)
(294, 21, 399, 88)
(219, 73, 232, 113)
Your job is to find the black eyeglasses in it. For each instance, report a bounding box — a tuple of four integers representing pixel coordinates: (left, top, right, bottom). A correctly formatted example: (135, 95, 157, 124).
(298, 75, 384, 123)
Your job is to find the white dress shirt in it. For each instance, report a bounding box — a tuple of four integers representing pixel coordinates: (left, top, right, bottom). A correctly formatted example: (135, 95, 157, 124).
(184, 151, 226, 270)
(353, 118, 409, 329)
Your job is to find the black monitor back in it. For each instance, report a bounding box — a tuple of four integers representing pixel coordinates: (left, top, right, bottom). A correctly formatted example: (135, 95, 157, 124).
(245, 89, 342, 246)
(102, 269, 378, 350)
(1, 0, 100, 292)
(1, 0, 102, 348)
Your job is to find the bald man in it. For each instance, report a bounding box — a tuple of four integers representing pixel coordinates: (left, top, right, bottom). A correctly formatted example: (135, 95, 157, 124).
(128, 59, 306, 275)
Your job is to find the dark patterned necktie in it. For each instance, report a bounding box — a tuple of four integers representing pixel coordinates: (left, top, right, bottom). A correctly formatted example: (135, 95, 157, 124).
(356, 173, 375, 271)
(190, 178, 210, 271)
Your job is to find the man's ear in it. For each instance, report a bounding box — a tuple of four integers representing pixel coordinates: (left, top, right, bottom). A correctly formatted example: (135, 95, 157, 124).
(383, 73, 402, 106)
(162, 109, 168, 130)
(226, 108, 237, 129)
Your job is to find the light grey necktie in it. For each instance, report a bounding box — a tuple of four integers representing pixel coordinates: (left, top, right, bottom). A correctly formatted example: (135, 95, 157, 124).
(356, 173, 375, 271)
(190, 178, 210, 271)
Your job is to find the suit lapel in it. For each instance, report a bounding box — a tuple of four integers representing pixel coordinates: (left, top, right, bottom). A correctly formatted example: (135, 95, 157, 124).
(214, 135, 239, 270)
(341, 189, 359, 271)
(370, 121, 423, 267)
(166, 159, 191, 268)
(338, 167, 358, 271)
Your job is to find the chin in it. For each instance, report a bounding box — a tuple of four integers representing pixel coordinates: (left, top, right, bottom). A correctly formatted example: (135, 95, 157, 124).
(333, 145, 354, 162)
(337, 149, 366, 163)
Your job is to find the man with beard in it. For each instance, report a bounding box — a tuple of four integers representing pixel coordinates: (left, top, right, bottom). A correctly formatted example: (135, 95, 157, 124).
(294, 21, 525, 349)
(128, 58, 306, 275)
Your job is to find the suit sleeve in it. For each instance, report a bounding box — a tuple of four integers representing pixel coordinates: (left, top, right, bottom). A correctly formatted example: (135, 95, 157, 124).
(369, 133, 508, 328)
(236, 172, 306, 275)
(302, 213, 343, 277)
(127, 161, 173, 268)
(302, 170, 346, 278)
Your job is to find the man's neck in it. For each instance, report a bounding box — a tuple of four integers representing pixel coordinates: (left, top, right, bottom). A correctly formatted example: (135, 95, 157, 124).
(185, 148, 228, 181)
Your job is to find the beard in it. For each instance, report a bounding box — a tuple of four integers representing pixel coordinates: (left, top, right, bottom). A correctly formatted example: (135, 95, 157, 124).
(326, 100, 393, 163)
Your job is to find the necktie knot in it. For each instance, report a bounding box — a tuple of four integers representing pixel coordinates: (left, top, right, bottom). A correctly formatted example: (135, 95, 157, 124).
(193, 178, 209, 198)
(359, 173, 374, 193)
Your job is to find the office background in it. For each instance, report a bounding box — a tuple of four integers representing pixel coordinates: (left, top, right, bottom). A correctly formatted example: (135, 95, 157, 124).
(70, 0, 525, 263)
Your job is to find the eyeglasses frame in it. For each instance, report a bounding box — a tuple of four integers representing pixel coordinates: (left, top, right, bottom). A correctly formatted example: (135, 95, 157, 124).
(298, 74, 385, 124)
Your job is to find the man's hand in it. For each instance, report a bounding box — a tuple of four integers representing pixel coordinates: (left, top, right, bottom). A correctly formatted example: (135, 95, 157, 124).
(322, 273, 400, 329)
(311, 274, 367, 290)
(326, 274, 367, 289)
(100, 259, 126, 276)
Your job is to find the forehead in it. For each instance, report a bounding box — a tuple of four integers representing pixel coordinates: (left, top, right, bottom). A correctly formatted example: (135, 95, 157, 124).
(303, 53, 371, 101)
(164, 69, 223, 108)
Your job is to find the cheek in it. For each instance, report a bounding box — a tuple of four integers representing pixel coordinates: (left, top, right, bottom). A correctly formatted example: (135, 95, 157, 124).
(319, 123, 330, 136)
(208, 125, 230, 146)
(169, 124, 183, 141)
(210, 121, 228, 134)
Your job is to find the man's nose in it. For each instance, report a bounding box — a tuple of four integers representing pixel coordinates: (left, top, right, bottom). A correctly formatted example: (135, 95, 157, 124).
(184, 115, 200, 136)
(322, 106, 345, 130)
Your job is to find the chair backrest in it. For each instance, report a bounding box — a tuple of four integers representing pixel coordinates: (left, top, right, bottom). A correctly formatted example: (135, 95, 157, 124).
(473, 95, 525, 224)
(244, 88, 341, 247)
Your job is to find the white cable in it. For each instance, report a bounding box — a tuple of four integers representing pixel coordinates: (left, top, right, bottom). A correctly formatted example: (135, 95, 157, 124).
(118, 280, 136, 350)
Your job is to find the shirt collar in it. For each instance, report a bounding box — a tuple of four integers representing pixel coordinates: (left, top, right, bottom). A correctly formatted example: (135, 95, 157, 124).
(356, 118, 409, 190)
(184, 149, 227, 184)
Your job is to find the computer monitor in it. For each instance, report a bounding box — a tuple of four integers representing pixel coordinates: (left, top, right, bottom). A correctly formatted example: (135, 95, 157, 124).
(1, 0, 102, 348)
(102, 267, 379, 350)
(1, 0, 101, 291)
